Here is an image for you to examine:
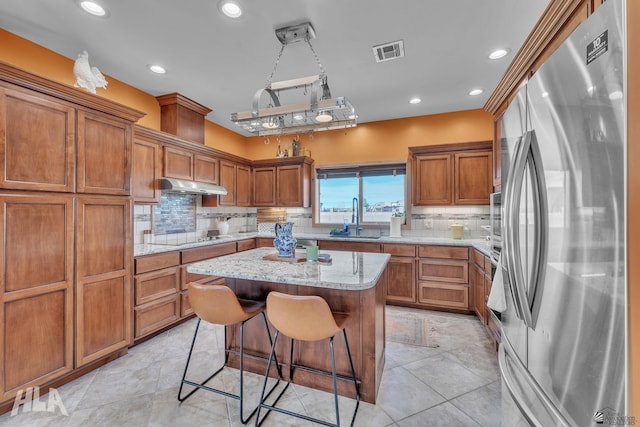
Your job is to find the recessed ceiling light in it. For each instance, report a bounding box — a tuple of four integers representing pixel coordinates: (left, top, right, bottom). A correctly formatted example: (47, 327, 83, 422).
(293, 114, 304, 121)
(79, 1, 107, 17)
(219, 1, 242, 18)
(489, 49, 510, 60)
(409, 97, 421, 104)
(469, 89, 484, 96)
(148, 64, 167, 74)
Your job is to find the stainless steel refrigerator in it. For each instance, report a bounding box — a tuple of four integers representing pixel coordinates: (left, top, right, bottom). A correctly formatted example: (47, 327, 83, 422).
(497, 0, 627, 425)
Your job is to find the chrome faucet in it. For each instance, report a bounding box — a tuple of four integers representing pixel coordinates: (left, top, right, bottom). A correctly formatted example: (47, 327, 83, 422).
(352, 197, 362, 236)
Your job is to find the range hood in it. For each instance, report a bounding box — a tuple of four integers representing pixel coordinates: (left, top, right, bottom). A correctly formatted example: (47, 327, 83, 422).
(160, 177, 227, 195)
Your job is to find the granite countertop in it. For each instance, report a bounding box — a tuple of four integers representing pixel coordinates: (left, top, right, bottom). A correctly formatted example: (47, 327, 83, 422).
(186, 247, 391, 291)
(134, 232, 492, 257)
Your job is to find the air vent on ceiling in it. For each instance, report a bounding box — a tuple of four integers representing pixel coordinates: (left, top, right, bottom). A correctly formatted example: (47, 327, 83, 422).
(372, 40, 405, 63)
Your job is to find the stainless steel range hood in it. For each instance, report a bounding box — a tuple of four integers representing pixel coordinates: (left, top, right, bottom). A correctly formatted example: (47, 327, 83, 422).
(160, 177, 227, 196)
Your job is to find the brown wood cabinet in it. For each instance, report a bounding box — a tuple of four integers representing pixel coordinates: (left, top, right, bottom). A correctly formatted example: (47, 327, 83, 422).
(75, 197, 132, 367)
(410, 142, 493, 206)
(252, 157, 313, 207)
(77, 112, 132, 196)
(318, 240, 381, 253)
(163, 146, 193, 181)
(454, 151, 492, 205)
(194, 154, 218, 184)
(253, 167, 276, 206)
(132, 137, 161, 203)
(256, 237, 274, 248)
(470, 248, 498, 347)
(0, 88, 76, 193)
(0, 195, 74, 401)
(416, 245, 470, 311)
(384, 243, 417, 304)
(0, 62, 144, 409)
(214, 160, 251, 207)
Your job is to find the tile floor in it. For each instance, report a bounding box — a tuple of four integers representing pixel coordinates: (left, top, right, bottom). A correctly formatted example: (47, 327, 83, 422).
(1, 306, 501, 426)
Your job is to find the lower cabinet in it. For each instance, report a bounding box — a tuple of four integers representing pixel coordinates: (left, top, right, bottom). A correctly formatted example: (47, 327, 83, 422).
(416, 245, 470, 311)
(133, 240, 252, 341)
(471, 248, 499, 348)
(383, 244, 417, 304)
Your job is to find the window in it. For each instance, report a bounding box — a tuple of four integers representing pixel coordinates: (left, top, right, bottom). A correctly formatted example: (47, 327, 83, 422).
(316, 164, 406, 225)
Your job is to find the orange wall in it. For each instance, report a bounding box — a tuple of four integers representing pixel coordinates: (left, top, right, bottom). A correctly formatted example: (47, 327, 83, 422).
(0, 28, 249, 157)
(244, 109, 493, 165)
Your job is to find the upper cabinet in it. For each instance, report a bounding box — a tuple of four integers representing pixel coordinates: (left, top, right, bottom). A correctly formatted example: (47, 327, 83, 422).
(0, 88, 76, 192)
(77, 111, 132, 195)
(215, 160, 252, 207)
(252, 157, 313, 207)
(410, 141, 493, 206)
(194, 154, 218, 184)
(133, 134, 161, 204)
(163, 146, 194, 181)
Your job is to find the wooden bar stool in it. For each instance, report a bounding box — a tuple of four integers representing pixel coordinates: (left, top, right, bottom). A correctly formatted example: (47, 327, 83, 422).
(255, 291, 360, 427)
(178, 282, 282, 424)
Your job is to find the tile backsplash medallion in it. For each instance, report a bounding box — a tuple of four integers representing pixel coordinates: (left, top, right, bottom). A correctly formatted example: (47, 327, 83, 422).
(134, 195, 489, 244)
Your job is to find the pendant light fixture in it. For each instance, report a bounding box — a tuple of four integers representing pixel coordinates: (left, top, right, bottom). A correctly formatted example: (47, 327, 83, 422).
(231, 22, 357, 136)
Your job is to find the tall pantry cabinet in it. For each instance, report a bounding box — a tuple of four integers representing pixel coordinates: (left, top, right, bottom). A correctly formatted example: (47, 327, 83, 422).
(0, 62, 144, 405)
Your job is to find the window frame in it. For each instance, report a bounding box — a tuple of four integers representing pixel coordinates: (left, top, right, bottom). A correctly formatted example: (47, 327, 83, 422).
(313, 162, 410, 228)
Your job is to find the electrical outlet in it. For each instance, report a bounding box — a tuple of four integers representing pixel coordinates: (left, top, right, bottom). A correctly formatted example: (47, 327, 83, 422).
(424, 219, 433, 229)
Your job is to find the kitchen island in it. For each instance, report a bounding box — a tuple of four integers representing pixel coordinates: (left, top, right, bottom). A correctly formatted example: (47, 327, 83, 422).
(187, 247, 390, 403)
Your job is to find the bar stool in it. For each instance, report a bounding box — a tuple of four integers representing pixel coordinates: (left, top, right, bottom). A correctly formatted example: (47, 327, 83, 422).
(178, 282, 281, 424)
(255, 292, 360, 427)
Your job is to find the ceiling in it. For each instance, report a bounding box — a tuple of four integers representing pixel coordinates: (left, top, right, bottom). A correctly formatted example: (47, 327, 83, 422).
(0, 0, 549, 137)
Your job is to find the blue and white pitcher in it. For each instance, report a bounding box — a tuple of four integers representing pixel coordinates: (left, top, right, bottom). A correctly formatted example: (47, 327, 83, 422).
(274, 221, 297, 257)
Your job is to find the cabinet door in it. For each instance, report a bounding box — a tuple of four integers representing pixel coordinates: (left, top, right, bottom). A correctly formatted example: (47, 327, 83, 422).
(413, 154, 452, 205)
(0, 196, 74, 401)
(472, 264, 486, 323)
(76, 197, 131, 366)
(493, 115, 502, 190)
(253, 167, 276, 206)
(164, 146, 193, 180)
(386, 257, 416, 303)
(194, 154, 218, 184)
(0, 88, 75, 192)
(132, 138, 161, 203)
(236, 164, 252, 207)
(219, 161, 236, 206)
(277, 164, 303, 206)
(454, 151, 492, 205)
(77, 112, 131, 195)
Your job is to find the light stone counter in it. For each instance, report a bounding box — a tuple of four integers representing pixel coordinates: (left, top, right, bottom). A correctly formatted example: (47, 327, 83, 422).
(186, 247, 390, 290)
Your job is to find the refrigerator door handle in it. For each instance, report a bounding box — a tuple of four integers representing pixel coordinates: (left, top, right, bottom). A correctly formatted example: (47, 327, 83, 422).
(499, 338, 572, 427)
(504, 130, 548, 328)
(526, 130, 548, 326)
(504, 131, 531, 325)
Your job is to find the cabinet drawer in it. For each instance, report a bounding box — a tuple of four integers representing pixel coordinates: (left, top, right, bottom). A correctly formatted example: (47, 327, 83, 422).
(256, 237, 274, 248)
(180, 291, 193, 318)
(134, 294, 179, 338)
(134, 266, 180, 305)
(237, 238, 256, 252)
(181, 242, 236, 264)
(135, 251, 180, 274)
(181, 266, 225, 290)
(471, 249, 485, 267)
(418, 259, 468, 284)
(418, 245, 468, 260)
(383, 244, 416, 257)
(318, 240, 381, 253)
(418, 282, 469, 309)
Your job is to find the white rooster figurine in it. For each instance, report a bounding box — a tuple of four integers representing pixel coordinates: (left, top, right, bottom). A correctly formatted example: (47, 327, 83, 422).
(73, 51, 108, 94)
